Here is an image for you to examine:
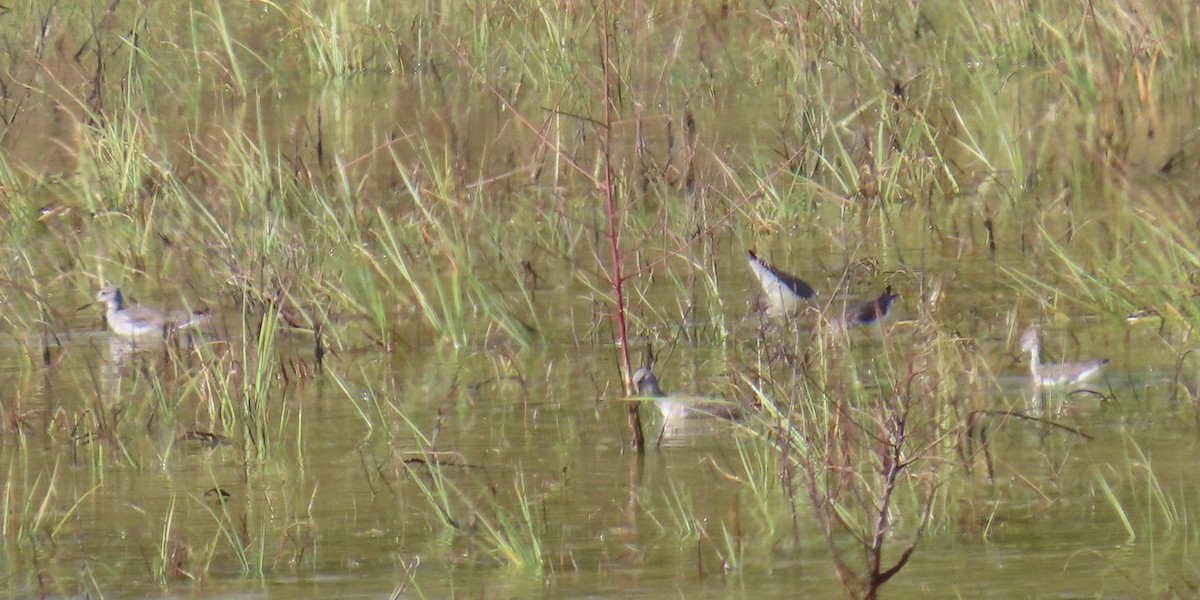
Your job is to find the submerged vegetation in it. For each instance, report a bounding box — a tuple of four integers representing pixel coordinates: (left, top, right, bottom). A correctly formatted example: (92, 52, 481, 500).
(2, 0, 1200, 596)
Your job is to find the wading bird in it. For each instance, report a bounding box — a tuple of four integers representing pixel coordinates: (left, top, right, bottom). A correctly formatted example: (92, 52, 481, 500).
(746, 250, 816, 317)
(96, 285, 209, 338)
(1019, 327, 1109, 386)
(630, 367, 742, 422)
(833, 285, 900, 331)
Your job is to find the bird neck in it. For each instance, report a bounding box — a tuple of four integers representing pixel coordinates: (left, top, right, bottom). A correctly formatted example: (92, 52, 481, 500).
(1027, 346, 1041, 379)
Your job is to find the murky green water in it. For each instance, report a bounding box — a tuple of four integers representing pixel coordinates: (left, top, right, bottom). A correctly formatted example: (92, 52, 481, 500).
(3, 243, 1194, 597)
(4, 2, 1200, 598)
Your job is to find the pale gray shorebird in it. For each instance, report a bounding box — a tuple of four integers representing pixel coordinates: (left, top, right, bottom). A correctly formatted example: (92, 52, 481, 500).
(746, 250, 816, 316)
(630, 367, 743, 422)
(96, 285, 209, 338)
(1019, 327, 1109, 386)
(833, 285, 900, 331)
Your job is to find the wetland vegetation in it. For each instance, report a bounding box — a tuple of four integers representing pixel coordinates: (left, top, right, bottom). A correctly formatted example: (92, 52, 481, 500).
(3, 0, 1200, 597)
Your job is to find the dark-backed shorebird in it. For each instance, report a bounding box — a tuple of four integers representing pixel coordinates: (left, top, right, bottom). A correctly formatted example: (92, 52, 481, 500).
(1019, 327, 1109, 386)
(746, 250, 816, 316)
(833, 285, 900, 331)
(96, 286, 209, 338)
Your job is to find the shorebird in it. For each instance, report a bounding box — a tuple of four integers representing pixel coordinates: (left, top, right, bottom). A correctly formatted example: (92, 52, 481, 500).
(630, 367, 742, 421)
(96, 285, 209, 338)
(1019, 327, 1109, 386)
(833, 285, 900, 331)
(746, 250, 816, 316)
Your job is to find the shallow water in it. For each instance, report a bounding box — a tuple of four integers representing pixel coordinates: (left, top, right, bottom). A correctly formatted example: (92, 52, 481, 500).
(2, 242, 1194, 598)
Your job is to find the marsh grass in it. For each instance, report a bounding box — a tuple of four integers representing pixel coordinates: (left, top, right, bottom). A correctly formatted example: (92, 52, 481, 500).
(399, 446, 548, 573)
(241, 302, 281, 457)
(653, 479, 701, 540)
(1, 457, 102, 592)
(153, 495, 181, 583)
(1098, 438, 1188, 536)
(296, 2, 387, 76)
(200, 482, 266, 578)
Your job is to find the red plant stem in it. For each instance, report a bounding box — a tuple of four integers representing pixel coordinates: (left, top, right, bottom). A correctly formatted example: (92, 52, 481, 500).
(599, 3, 643, 453)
